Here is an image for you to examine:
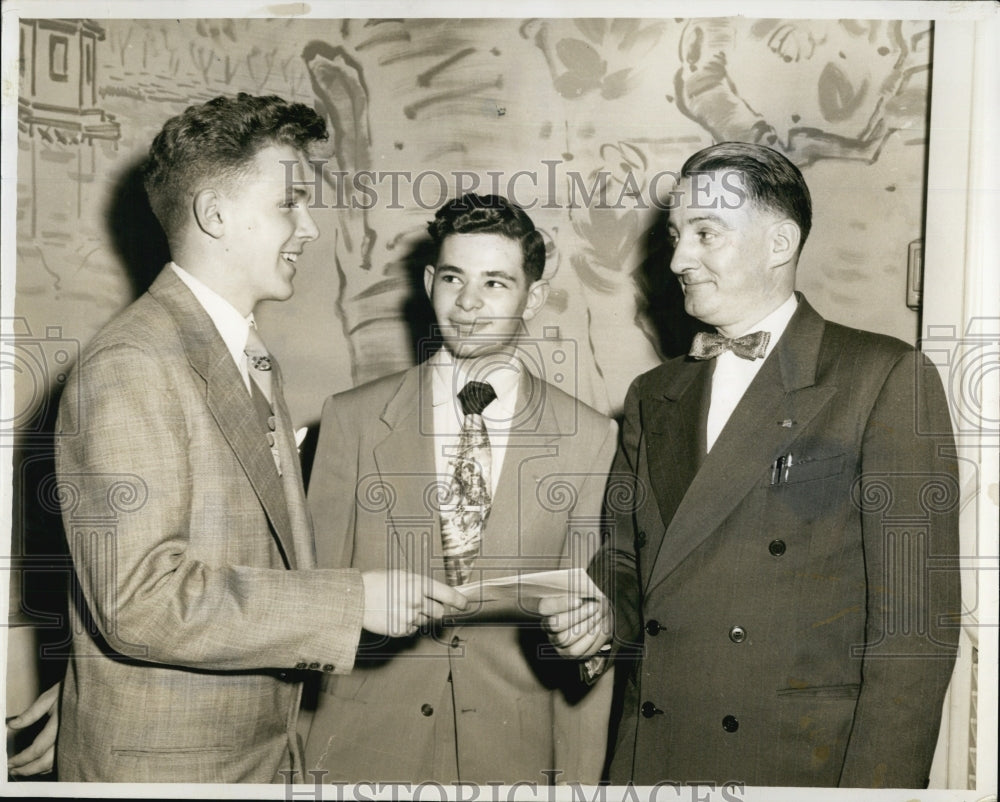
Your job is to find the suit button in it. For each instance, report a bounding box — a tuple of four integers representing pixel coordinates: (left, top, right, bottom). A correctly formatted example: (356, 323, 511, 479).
(322, 664, 335, 673)
(729, 625, 747, 644)
(450, 636, 462, 648)
(640, 701, 664, 718)
(308, 662, 320, 670)
(277, 671, 288, 680)
(636, 530, 647, 548)
(421, 703, 434, 717)
(768, 539, 786, 556)
(294, 662, 307, 670)
(645, 619, 664, 636)
(722, 715, 739, 732)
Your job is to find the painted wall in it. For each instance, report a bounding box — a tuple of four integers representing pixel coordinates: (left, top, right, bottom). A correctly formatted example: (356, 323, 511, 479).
(7, 18, 995, 784)
(6, 14, 934, 744)
(12, 16, 932, 427)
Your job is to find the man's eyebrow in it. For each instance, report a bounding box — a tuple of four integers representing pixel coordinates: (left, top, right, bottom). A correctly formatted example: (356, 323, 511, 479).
(289, 186, 311, 200)
(483, 270, 519, 282)
(669, 213, 731, 230)
(687, 214, 731, 227)
(434, 265, 520, 283)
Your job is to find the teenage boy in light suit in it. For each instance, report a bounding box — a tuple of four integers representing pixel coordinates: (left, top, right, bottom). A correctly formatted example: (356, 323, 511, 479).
(303, 194, 617, 784)
(21, 94, 465, 783)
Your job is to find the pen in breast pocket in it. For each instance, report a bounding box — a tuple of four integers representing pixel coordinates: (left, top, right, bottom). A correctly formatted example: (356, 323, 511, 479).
(783, 453, 793, 483)
(771, 455, 784, 485)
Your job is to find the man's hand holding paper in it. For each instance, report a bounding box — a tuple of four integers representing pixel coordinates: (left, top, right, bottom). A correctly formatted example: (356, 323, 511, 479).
(539, 588, 613, 660)
(451, 567, 613, 658)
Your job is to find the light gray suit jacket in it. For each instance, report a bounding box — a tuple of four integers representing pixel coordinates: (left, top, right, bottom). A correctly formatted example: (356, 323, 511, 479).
(55, 267, 365, 782)
(303, 361, 617, 784)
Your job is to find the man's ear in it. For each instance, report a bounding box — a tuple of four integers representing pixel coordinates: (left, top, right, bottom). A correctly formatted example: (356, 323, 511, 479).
(424, 264, 436, 299)
(521, 279, 550, 322)
(768, 219, 800, 267)
(193, 188, 225, 238)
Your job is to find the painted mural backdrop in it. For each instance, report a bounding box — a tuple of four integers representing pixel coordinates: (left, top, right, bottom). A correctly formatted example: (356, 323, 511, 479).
(12, 16, 932, 427)
(3, 13, 933, 730)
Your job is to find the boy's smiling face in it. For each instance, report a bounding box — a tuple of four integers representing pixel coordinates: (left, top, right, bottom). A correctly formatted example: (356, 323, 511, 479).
(425, 232, 548, 360)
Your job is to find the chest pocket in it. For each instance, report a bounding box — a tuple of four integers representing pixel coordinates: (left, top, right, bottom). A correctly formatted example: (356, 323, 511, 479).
(760, 452, 846, 487)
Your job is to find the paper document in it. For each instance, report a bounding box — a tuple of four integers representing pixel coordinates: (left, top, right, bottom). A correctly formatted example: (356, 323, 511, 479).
(451, 568, 602, 620)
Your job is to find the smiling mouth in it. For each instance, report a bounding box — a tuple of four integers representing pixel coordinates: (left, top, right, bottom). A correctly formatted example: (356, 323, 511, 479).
(281, 252, 299, 264)
(450, 319, 489, 333)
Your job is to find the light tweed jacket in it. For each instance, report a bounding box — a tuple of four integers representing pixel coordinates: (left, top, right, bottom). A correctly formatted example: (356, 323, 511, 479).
(54, 266, 364, 782)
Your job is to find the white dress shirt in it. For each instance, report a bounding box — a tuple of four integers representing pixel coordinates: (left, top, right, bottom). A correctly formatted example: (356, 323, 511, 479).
(171, 262, 257, 395)
(705, 294, 798, 452)
(430, 348, 522, 496)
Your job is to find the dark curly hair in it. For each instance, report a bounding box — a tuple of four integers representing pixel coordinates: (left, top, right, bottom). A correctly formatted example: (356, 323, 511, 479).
(427, 194, 546, 283)
(143, 93, 327, 239)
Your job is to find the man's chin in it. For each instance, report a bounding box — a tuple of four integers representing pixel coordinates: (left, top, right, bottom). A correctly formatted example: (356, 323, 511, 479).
(446, 341, 512, 361)
(268, 282, 296, 303)
(683, 299, 715, 324)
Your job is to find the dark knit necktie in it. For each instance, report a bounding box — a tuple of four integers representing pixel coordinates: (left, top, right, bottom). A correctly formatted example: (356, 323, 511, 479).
(440, 380, 496, 586)
(689, 330, 770, 361)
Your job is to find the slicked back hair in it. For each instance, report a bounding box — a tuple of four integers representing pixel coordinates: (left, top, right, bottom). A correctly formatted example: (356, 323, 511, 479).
(681, 142, 812, 254)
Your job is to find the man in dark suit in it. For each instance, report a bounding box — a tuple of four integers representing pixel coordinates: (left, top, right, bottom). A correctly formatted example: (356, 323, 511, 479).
(544, 142, 961, 788)
(41, 94, 464, 782)
(302, 194, 617, 784)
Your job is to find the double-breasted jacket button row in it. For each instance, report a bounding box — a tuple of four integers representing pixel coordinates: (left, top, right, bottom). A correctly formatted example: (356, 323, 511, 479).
(640, 619, 749, 732)
(637, 538, 783, 733)
(645, 619, 747, 643)
(639, 702, 740, 734)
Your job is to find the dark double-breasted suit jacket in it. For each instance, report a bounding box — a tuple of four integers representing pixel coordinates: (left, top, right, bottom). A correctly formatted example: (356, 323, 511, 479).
(55, 267, 365, 782)
(303, 360, 617, 784)
(594, 296, 960, 788)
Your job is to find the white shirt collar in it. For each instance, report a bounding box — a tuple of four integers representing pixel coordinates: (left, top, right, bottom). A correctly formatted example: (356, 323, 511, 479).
(725, 293, 798, 359)
(429, 347, 521, 421)
(170, 261, 255, 369)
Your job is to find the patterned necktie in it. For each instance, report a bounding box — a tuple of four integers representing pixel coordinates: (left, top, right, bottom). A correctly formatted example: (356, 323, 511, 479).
(689, 330, 770, 361)
(440, 380, 497, 586)
(244, 325, 273, 404)
(244, 325, 281, 474)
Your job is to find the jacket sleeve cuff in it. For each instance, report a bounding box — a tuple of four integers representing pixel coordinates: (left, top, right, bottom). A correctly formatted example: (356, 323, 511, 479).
(579, 643, 613, 686)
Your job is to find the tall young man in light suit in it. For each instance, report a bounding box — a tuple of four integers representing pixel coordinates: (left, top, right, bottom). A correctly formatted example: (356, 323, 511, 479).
(303, 194, 617, 784)
(49, 94, 464, 782)
(546, 143, 961, 787)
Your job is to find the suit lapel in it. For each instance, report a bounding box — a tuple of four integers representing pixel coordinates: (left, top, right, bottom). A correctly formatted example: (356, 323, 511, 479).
(372, 365, 566, 576)
(644, 358, 711, 571)
(148, 268, 297, 568)
(372, 365, 441, 574)
(483, 371, 561, 567)
(271, 361, 312, 568)
(646, 297, 837, 593)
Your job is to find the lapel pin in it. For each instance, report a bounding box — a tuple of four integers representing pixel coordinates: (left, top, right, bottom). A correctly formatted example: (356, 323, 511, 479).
(779, 419, 796, 428)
